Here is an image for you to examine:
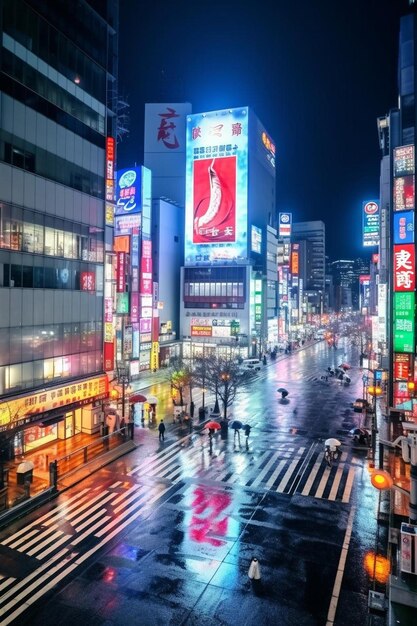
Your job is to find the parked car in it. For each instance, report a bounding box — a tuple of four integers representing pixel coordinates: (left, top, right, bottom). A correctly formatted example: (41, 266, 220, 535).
(241, 358, 262, 371)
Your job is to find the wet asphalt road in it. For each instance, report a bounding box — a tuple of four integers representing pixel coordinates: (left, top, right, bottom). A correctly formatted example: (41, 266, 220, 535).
(0, 340, 387, 625)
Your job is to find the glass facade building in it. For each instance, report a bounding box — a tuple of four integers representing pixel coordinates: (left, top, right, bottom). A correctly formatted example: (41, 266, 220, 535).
(0, 1, 118, 450)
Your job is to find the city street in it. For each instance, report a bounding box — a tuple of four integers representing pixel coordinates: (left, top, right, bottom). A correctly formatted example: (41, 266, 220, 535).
(0, 341, 386, 626)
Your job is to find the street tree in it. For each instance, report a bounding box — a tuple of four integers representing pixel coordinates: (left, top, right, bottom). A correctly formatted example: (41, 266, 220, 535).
(169, 356, 192, 408)
(197, 355, 257, 419)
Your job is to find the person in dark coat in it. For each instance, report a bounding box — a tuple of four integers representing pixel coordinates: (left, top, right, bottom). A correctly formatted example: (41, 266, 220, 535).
(244, 424, 251, 439)
(158, 419, 166, 442)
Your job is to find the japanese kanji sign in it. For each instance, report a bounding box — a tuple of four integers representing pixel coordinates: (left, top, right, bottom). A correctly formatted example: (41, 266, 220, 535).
(393, 244, 415, 292)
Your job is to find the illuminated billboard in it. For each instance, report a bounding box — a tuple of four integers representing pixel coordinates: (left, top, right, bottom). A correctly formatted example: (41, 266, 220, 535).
(116, 167, 142, 215)
(251, 225, 262, 253)
(394, 145, 414, 178)
(394, 175, 415, 211)
(279, 212, 292, 238)
(185, 108, 248, 264)
(362, 200, 380, 247)
(393, 292, 415, 353)
(394, 211, 414, 244)
(393, 244, 415, 292)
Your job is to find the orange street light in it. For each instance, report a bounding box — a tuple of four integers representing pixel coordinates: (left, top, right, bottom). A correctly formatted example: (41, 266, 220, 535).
(370, 469, 393, 491)
(367, 385, 383, 397)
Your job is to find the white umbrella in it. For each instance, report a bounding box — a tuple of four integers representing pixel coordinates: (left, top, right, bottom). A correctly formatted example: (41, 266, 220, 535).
(325, 438, 341, 448)
(146, 395, 158, 404)
(17, 461, 35, 473)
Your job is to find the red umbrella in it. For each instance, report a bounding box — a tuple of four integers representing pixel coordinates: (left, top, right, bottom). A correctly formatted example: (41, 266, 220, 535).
(206, 421, 221, 430)
(340, 363, 351, 370)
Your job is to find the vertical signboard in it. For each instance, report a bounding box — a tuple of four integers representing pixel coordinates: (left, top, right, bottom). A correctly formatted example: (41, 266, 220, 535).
(362, 200, 380, 247)
(116, 252, 125, 292)
(393, 292, 415, 353)
(185, 107, 248, 264)
(105, 137, 115, 202)
(393, 244, 415, 292)
(278, 212, 292, 238)
(393, 211, 414, 244)
(116, 167, 142, 215)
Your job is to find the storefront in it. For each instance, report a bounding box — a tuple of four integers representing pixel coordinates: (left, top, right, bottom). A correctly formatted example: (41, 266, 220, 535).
(0, 375, 108, 459)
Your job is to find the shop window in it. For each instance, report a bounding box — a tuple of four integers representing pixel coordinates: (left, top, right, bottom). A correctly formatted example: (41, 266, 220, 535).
(8, 363, 22, 390)
(33, 360, 44, 385)
(44, 227, 55, 255)
(22, 221, 35, 252)
(238, 283, 244, 297)
(64, 231, 76, 258)
(10, 264, 22, 287)
(22, 362, 34, 388)
(33, 222, 44, 254)
(22, 265, 33, 287)
(44, 358, 54, 381)
(34, 266, 44, 288)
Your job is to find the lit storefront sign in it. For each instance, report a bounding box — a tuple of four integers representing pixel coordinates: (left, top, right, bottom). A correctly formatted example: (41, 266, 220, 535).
(393, 244, 415, 292)
(105, 203, 114, 226)
(377, 283, 387, 343)
(115, 214, 141, 236)
(116, 252, 125, 292)
(116, 292, 129, 314)
(393, 211, 414, 244)
(190, 317, 240, 338)
(131, 292, 139, 324)
(255, 279, 262, 324)
(80, 271, 95, 291)
(394, 145, 414, 178)
(393, 292, 415, 353)
(291, 245, 299, 275)
(116, 167, 142, 215)
(140, 318, 152, 333)
(185, 107, 248, 264)
(140, 240, 152, 295)
(362, 200, 380, 247)
(279, 212, 292, 238)
(0, 376, 108, 431)
(394, 175, 415, 212)
(151, 342, 159, 370)
(251, 226, 262, 253)
(105, 137, 115, 202)
(394, 353, 412, 380)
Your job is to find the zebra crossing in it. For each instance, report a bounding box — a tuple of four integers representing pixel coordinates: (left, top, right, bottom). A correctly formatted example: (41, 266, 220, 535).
(0, 481, 174, 625)
(0, 434, 358, 623)
(127, 436, 357, 503)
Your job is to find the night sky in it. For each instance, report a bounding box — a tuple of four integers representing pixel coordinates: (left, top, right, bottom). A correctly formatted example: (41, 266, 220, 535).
(118, 0, 409, 260)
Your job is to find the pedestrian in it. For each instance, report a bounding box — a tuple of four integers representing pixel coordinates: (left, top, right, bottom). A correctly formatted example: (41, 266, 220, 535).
(244, 424, 251, 439)
(248, 556, 261, 580)
(190, 401, 195, 418)
(158, 419, 166, 442)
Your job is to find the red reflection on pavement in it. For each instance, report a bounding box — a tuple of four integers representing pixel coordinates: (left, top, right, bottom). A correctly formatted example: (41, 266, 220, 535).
(189, 486, 231, 546)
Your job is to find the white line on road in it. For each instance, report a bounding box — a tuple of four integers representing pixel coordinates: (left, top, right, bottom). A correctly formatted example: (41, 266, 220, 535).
(342, 466, 356, 503)
(326, 506, 356, 625)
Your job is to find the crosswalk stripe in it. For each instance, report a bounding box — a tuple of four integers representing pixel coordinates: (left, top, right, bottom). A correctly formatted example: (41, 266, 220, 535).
(34, 533, 72, 560)
(328, 464, 346, 501)
(8, 528, 39, 550)
(71, 516, 111, 546)
(26, 530, 65, 557)
(0, 579, 15, 593)
(68, 492, 117, 527)
(73, 508, 106, 534)
(301, 454, 323, 496)
(265, 459, 288, 489)
(342, 466, 355, 503)
(113, 485, 148, 514)
(16, 526, 60, 553)
(250, 452, 281, 488)
(315, 464, 331, 498)
(276, 454, 304, 492)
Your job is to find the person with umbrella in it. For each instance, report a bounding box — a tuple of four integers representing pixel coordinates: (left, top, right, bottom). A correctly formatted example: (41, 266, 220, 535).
(324, 437, 342, 466)
(206, 420, 220, 454)
(277, 387, 289, 399)
(244, 424, 251, 449)
(229, 419, 243, 446)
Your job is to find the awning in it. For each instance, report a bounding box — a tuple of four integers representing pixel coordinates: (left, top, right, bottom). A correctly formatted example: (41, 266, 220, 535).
(129, 393, 147, 404)
(39, 415, 65, 427)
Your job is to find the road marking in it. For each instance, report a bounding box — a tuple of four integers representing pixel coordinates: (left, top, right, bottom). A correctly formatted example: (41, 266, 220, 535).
(265, 459, 287, 489)
(315, 463, 331, 498)
(300, 453, 323, 496)
(326, 506, 356, 625)
(251, 451, 281, 488)
(342, 466, 355, 503)
(276, 454, 303, 492)
(26, 530, 64, 557)
(328, 464, 345, 501)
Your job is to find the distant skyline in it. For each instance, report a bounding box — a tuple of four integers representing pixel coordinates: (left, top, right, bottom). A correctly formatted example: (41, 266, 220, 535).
(118, 0, 409, 260)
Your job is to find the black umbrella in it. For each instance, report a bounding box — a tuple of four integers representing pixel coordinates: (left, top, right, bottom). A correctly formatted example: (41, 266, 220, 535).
(229, 420, 243, 430)
(277, 388, 288, 394)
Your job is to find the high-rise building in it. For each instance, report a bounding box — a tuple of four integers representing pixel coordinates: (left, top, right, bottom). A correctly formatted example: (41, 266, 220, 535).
(292, 220, 325, 315)
(0, 0, 118, 461)
(179, 107, 276, 358)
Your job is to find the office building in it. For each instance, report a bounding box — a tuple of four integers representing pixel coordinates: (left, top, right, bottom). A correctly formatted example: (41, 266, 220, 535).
(0, 0, 118, 459)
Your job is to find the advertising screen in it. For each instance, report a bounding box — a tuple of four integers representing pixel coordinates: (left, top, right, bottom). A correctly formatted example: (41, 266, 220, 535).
(394, 353, 412, 380)
(251, 226, 262, 253)
(394, 145, 414, 178)
(185, 107, 248, 264)
(394, 211, 414, 244)
(278, 213, 292, 238)
(394, 175, 415, 211)
(362, 200, 380, 247)
(393, 292, 415, 353)
(116, 167, 142, 215)
(393, 244, 415, 292)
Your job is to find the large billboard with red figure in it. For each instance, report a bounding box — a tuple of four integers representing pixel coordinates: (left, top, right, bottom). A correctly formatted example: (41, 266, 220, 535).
(185, 107, 249, 264)
(193, 156, 236, 244)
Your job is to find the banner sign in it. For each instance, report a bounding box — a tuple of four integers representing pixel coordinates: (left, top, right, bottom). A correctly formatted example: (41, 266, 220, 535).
(394, 353, 412, 380)
(393, 292, 415, 353)
(394, 145, 414, 178)
(279, 212, 292, 238)
(393, 244, 415, 292)
(394, 175, 415, 212)
(394, 211, 414, 244)
(362, 200, 380, 247)
(116, 167, 141, 215)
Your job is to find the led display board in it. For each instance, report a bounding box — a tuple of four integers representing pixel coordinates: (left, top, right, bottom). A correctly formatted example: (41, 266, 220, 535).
(291, 244, 299, 275)
(185, 108, 248, 264)
(116, 167, 142, 215)
(394, 211, 414, 244)
(394, 353, 412, 380)
(393, 292, 415, 353)
(115, 214, 141, 236)
(279, 212, 292, 238)
(393, 244, 415, 292)
(394, 145, 414, 178)
(362, 200, 380, 247)
(251, 225, 262, 253)
(105, 137, 115, 202)
(394, 175, 415, 211)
